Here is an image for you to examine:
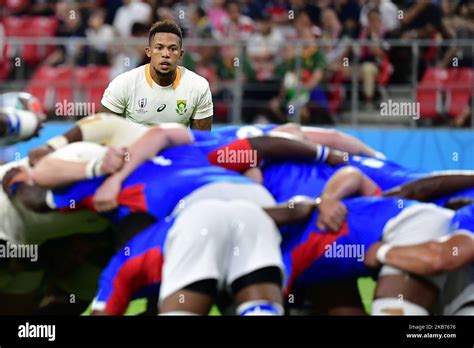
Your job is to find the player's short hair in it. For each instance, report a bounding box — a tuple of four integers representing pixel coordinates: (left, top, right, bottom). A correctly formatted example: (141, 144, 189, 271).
(149, 20, 183, 47)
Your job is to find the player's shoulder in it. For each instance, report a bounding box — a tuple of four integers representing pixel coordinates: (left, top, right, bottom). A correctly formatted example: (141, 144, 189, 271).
(179, 66, 209, 89)
(111, 65, 146, 84)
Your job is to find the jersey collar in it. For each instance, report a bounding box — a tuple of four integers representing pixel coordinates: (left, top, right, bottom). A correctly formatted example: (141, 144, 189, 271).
(145, 64, 181, 89)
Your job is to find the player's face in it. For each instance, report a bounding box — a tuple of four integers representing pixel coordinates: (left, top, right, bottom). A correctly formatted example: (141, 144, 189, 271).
(146, 33, 183, 76)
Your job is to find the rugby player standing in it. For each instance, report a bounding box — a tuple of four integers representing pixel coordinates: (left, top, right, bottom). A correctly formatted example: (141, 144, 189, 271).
(99, 20, 213, 130)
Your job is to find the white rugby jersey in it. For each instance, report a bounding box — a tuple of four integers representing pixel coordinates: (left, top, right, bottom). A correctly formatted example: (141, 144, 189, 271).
(101, 64, 213, 126)
(0, 144, 110, 245)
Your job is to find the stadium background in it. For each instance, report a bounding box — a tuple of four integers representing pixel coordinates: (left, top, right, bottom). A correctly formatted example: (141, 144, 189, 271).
(0, 0, 473, 314)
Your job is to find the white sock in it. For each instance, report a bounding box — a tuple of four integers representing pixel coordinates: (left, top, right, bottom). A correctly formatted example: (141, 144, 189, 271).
(236, 300, 284, 316)
(372, 298, 429, 315)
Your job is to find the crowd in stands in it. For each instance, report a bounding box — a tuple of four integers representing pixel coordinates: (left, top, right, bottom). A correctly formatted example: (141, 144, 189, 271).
(0, 0, 473, 126)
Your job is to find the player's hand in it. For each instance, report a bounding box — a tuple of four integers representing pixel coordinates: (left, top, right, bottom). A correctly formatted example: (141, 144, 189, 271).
(28, 144, 55, 167)
(100, 146, 126, 175)
(365, 241, 383, 269)
(93, 176, 122, 212)
(316, 196, 347, 232)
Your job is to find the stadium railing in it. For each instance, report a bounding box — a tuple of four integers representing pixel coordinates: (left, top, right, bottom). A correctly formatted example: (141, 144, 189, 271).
(1, 37, 473, 127)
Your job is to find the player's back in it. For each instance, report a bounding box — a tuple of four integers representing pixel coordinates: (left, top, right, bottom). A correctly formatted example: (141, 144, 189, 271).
(282, 197, 416, 287)
(344, 155, 426, 190)
(51, 144, 252, 222)
(262, 160, 336, 203)
(191, 124, 277, 155)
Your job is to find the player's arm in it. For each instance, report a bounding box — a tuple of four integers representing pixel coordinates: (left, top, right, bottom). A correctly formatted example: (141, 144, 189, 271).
(98, 103, 122, 115)
(365, 233, 474, 275)
(189, 81, 213, 130)
(92, 125, 194, 212)
(28, 114, 147, 166)
(100, 72, 128, 116)
(190, 116, 212, 130)
(384, 173, 474, 202)
(300, 126, 384, 158)
(209, 134, 347, 172)
(264, 196, 317, 226)
(317, 166, 380, 231)
(29, 147, 124, 187)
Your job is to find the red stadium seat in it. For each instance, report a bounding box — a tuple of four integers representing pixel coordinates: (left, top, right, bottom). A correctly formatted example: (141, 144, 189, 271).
(26, 66, 74, 114)
(3, 16, 58, 65)
(75, 66, 111, 113)
(416, 67, 447, 119)
(445, 68, 473, 119)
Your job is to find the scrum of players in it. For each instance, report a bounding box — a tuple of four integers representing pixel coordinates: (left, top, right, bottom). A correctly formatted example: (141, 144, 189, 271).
(1, 92, 473, 316)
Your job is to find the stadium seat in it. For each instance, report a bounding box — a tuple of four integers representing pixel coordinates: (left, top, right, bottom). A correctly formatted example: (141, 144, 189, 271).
(416, 67, 447, 119)
(26, 66, 74, 114)
(74, 66, 111, 113)
(445, 68, 473, 119)
(3, 16, 58, 65)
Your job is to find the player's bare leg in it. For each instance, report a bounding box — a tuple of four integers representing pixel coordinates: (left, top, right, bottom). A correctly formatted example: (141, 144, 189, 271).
(372, 274, 438, 315)
(305, 279, 367, 315)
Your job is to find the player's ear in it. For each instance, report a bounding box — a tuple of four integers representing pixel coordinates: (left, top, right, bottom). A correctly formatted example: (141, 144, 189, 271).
(180, 49, 184, 60)
(145, 46, 151, 59)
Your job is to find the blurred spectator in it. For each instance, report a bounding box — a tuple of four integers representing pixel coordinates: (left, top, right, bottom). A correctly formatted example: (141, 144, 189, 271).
(399, 0, 451, 79)
(440, 6, 474, 68)
(452, 101, 472, 128)
(358, 9, 392, 108)
(194, 42, 219, 94)
(43, 5, 87, 66)
(110, 22, 148, 78)
(217, 0, 254, 41)
(188, 6, 214, 39)
(113, 0, 151, 37)
(293, 11, 322, 39)
(85, 8, 114, 65)
(332, 0, 361, 37)
(289, 0, 321, 26)
(172, 0, 195, 35)
(274, 29, 329, 124)
(157, 5, 176, 22)
(206, 0, 228, 35)
(360, 0, 400, 32)
(215, 44, 256, 84)
(30, 0, 56, 16)
(3, 0, 30, 16)
(246, 13, 284, 81)
(321, 7, 351, 67)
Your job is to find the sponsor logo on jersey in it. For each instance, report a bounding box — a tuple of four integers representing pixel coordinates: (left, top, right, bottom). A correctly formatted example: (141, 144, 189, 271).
(157, 104, 166, 112)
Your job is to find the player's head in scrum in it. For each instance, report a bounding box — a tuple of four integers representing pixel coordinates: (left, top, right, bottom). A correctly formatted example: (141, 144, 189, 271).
(145, 20, 184, 80)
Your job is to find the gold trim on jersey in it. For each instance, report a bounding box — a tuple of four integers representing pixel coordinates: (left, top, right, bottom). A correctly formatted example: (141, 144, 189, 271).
(145, 64, 181, 90)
